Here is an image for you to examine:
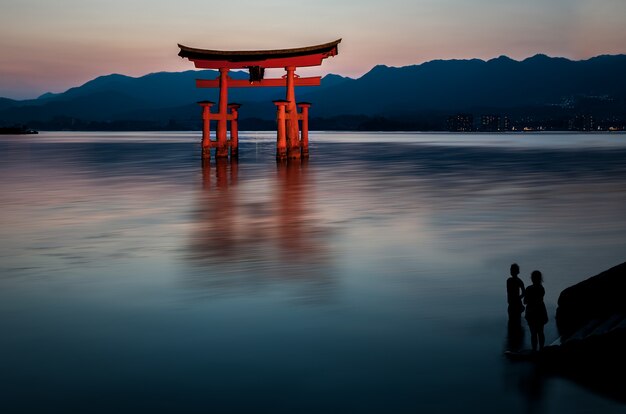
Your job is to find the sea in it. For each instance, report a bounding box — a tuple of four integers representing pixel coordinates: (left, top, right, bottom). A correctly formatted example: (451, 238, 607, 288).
(1, 131, 625, 413)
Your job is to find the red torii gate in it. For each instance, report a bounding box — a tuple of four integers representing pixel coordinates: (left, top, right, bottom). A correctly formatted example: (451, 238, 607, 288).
(178, 39, 341, 160)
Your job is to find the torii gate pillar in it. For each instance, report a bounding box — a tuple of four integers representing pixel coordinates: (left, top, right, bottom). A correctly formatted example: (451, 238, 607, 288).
(216, 68, 229, 158)
(178, 39, 341, 160)
(285, 66, 300, 159)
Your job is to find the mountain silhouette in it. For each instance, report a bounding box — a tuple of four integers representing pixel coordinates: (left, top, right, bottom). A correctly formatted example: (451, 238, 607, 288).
(305, 54, 626, 117)
(1, 54, 625, 130)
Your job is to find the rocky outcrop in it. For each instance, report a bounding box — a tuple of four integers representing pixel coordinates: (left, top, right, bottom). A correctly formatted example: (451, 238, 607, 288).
(548, 262, 626, 403)
(555, 261, 626, 339)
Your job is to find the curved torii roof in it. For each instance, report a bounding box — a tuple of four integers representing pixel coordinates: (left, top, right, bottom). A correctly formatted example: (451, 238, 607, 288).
(178, 39, 341, 69)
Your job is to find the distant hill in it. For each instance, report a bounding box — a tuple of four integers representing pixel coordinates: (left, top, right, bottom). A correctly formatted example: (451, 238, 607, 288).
(0, 97, 17, 111)
(306, 54, 626, 117)
(1, 54, 625, 130)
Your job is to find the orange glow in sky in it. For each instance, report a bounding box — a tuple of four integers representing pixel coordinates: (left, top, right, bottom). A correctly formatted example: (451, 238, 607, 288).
(1, 0, 625, 99)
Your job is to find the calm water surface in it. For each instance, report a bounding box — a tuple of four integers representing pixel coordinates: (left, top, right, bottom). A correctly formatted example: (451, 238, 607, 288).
(1, 131, 626, 413)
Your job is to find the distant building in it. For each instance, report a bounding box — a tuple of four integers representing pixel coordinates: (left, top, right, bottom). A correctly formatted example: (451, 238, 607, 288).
(479, 114, 513, 132)
(595, 116, 626, 131)
(480, 115, 501, 132)
(447, 113, 474, 132)
(569, 114, 594, 131)
(502, 116, 511, 131)
(514, 116, 546, 131)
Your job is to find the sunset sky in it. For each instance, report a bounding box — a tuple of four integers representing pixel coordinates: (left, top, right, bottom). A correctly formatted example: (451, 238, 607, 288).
(1, 0, 625, 99)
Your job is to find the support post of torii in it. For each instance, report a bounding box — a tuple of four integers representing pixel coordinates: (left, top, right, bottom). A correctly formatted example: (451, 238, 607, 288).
(298, 102, 311, 158)
(178, 39, 341, 160)
(216, 68, 230, 158)
(198, 100, 214, 159)
(228, 103, 241, 158)
(285, 66, 300, 159)
(274, 100, 288, 160)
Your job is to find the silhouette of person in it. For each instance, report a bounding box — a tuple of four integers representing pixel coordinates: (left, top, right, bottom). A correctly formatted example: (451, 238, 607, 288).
(524, 270, 548, 351)
(506, 263, 525, 320)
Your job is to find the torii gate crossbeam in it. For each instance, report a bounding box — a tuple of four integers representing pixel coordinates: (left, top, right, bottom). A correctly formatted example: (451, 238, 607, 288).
(178, 39, 341, 160)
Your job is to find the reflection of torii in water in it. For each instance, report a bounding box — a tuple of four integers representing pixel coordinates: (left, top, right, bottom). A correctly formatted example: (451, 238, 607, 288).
(186, 159, 334, 298)
(177, 39, 341, 160)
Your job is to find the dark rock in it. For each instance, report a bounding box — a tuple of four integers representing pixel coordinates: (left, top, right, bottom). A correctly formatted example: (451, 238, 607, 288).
(545, 262, 626, 403)
(0, 126, 38, 134)
(555, 261, 626, 339)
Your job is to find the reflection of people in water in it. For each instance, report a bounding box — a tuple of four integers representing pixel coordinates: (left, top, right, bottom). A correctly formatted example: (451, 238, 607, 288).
(524, 270, 548, 352)
(506, 263, 526, 319)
